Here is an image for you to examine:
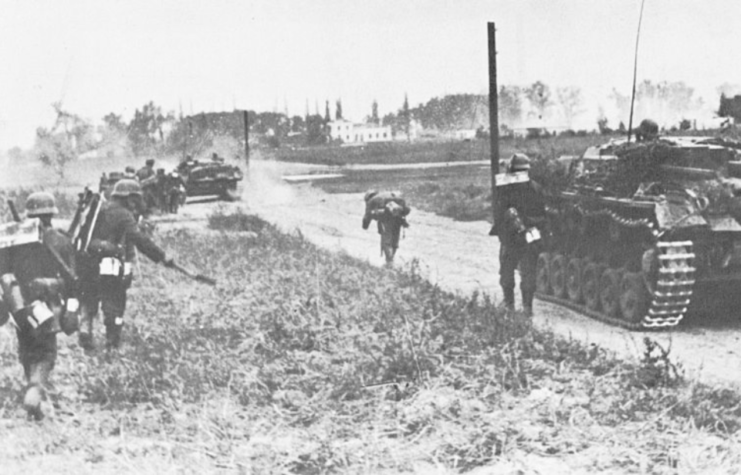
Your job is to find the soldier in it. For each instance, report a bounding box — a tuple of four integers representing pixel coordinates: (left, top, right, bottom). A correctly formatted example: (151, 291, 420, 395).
(492, 153, 546, 317)
(0, 192, 78, 419)
(362, 190, 411, 265)
(77, 179, 175, 351)
(164, 171, 187, 214)
(136, 158, 156, 181)
(124, 166, 137, 179)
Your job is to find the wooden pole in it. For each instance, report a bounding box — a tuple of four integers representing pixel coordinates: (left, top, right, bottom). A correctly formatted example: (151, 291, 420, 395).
(488, 22, 499, 214)
(627, 0, 647, 143)
(243, 110, 250, 167)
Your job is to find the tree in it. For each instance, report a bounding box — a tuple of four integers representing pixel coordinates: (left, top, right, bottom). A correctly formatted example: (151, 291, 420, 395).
(525, 81, 552, 119)
(290, 115, 305, 133)
(324, 100, 331, 124)
(103, 112, 126, 132)
(128, 101, 173, 157)
(34, 102, 94, 180)
(335, 99, 343, 120)
(499, 85, 523, 127)
(305, 114, 327, 145)
(556, 86, 584, 128)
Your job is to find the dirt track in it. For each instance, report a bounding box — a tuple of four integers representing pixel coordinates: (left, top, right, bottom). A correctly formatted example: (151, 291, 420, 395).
(163, 158, 741, 389)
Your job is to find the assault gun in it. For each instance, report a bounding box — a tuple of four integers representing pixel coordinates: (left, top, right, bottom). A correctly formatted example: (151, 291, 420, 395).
(167, 261, 217, 286)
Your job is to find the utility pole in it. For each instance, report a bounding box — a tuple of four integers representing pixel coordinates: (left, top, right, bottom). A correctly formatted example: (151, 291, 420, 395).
(243, 110, 250, 167)
(488, 22, 499, 214)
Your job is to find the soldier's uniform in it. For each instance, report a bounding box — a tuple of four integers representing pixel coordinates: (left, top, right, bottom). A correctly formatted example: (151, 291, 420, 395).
(493, 154, 546, 316)
(78, 179, 172, 350)
(0, 192, 79, 419)
(164, 172, 186, 213)
(362, 190, 411, 264)
(135, 159, 155, 182)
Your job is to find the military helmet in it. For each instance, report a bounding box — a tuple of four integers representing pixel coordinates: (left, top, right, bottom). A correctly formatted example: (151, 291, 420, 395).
(509, 153, 531, 172)
(145, 158, 155, 166)
(125, 166, 136, 174)
(364, 190, 379, 203)
(25, 191, 58, 217)
(111, 179, 143, 198)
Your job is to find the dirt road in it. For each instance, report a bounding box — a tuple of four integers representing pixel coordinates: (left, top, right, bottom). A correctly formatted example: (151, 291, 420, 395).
(165, 158, 741, 389)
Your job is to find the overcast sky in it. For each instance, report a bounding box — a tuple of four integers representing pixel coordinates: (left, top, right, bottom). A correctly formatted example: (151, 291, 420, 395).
(2, 0, 741, 150)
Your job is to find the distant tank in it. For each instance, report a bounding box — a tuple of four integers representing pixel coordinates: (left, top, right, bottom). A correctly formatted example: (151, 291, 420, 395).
(176, 157, 243, 201)
(535, 131, 741, 329)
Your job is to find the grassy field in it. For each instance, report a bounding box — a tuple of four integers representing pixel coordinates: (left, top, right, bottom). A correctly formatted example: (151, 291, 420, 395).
(1, 210, 740, 472)
(275, 135, 606, 222)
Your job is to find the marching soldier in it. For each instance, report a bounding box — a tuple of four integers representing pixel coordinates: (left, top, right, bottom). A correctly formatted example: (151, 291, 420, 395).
(492, 153, 546, 317)
(362, 190, 411, 265)
(0, 192, 79, 419)
(77, 179, 175, 351)
(136, 158, 156, 181)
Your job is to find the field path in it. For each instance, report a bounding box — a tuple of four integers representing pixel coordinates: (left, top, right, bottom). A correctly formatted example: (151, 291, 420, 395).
(174, 158, 741, 389)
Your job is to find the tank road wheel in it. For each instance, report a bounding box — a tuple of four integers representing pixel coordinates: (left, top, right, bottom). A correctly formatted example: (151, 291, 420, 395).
(565, 258, 584, 303)
(536, 253, 552, 295)
(582, 263, 602, 311)
(599, 268, 622, 318)
(619, 272, 649, 324)
(549, 254, 567, 298)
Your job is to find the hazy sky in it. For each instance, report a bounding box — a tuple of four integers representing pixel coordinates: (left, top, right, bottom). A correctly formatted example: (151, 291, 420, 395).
(2, 0, 741, 150)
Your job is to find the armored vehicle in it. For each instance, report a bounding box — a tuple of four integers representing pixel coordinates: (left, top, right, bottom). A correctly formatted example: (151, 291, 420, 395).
(176, 158, 243, 201)
(535, 134, 741, 329)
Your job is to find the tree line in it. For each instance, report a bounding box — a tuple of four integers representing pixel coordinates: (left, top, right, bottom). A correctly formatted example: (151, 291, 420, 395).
(20, 79, 727, 178)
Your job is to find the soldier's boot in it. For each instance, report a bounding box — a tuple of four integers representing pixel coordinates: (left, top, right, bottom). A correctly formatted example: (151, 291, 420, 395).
(24, 361, 52, 421)
(78, 306, 96, 351)
(522, 290, 535, 318)
(501, 286, 516, 313)
(105, 323, 122, 350)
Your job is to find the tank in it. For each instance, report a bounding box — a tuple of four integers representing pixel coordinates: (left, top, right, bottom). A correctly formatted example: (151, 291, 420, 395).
(176, 158, 243, 201)
(534, 133, 741, 329)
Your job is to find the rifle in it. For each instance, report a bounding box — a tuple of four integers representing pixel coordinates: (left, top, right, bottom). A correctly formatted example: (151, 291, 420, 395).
(7, 199, 21, 222)
(168, 262, 217, 286)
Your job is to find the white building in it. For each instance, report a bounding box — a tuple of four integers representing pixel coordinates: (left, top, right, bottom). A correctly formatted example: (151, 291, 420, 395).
(328, 119, 392, 144)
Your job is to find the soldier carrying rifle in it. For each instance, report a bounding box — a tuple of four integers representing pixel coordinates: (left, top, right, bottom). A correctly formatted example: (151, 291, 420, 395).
(491, 154, 546, 317)
(77, 179, 176, 351)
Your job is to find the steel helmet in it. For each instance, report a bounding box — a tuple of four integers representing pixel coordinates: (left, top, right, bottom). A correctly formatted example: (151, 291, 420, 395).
(364, 190, 379, 202)
(145, 159, 155, 166)
(111, 179, 143, 198)
(509, 153, 531, 172)
(25, 191, 58, 217)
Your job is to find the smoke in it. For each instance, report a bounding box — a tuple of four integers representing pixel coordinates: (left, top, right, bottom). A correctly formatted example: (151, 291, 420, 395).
(243, 150, 298, 208)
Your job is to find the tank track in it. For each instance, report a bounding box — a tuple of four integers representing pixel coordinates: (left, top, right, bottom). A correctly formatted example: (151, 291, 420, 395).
(535, 240, 696, 330)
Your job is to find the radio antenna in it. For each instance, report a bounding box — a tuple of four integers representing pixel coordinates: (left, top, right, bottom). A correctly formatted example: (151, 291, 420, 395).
(627, 0, 647, 142)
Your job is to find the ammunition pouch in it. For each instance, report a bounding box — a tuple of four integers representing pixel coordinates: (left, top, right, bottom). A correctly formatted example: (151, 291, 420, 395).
(13, 300, 62, 338)
(88, 239, 123, 258)
(99, 256, 132, 280)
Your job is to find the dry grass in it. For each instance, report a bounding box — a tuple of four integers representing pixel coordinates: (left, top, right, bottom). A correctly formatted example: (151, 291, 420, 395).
(0, 210, 740, 473)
